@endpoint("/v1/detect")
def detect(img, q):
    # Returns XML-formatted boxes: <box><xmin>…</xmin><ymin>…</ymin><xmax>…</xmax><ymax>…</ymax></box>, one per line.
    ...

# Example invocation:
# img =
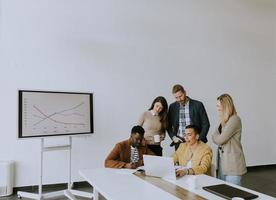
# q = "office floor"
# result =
<box><xmin>1</xmin><ymin>166</ymin><xmax>275</xmax><ymax>200</ymax></box>
<box><xmin>241</xmin><ymin>165</ymin><xmax>276</xmax><ymax>198</ymax></box>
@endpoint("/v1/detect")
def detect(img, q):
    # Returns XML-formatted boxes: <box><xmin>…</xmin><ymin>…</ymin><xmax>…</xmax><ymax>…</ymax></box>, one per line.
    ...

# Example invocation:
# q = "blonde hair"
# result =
<box><xmin>172</xmin><ymin>84</ymin><xmax>185</xmax><ymax>94</ymax></box>
<box><xmin>217</xmin><ymin>94</ymin><xmax>237</xmax><ymax>123</ymax></box>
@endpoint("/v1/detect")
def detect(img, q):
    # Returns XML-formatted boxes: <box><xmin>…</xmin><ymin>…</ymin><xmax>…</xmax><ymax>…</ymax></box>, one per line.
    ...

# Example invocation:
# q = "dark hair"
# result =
<box><xmin>185</xmin><ymin>124</ymin><xmax>200</xmax><ymax>135</ymax></box>
<box><xmin>131</xmin><ymin>125</ymin><xmax>145</xmax><ymax>136</ymax></box>
<box><xmin>148</xmin><ymin>96</ymin><xmax>168</xmax><ymax>130</ymax></box>
<box><xmin>172</xmin><ymin>84</ymin><xmax>185</xmax><ymax>94</ymax></box>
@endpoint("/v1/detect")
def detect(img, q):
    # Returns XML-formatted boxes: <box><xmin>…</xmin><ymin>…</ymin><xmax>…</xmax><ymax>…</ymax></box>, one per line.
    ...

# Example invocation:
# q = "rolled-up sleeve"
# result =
<box><xmin>212</xmin><ymin>116</ymin><xmax>241</xmax><ymax>145</ymax></box>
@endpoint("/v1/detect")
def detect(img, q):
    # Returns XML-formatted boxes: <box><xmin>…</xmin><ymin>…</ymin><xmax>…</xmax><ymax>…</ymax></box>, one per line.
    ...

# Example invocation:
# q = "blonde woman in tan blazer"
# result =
<box><xmin>212</xmin><ymin>94</ymin><xmax>247</xmax><ymax>185</ymax></box>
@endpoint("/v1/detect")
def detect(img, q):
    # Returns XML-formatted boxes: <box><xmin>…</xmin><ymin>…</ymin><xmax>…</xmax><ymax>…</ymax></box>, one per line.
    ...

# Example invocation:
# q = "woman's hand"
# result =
<box><xmin>160</xmin><ymin>135</ymin><xmax>165</xmax><ymax>141</ymax></box>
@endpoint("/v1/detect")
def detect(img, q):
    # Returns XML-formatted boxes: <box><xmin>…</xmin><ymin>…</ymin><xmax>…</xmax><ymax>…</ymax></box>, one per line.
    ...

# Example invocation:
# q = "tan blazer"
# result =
<box><xmin>212</xmin><ymin>115</ymin><xmax>247</xmax><ymax>176</ymax></box>
<box><xmin>172</xmin><ymin>141</ymin><xmax>213</xmax><ymax>175</ymax></box>
<box><xmin>105</xmin><ymin>139</ymin><xmax>153</xmax><ymax>168</ymax></box>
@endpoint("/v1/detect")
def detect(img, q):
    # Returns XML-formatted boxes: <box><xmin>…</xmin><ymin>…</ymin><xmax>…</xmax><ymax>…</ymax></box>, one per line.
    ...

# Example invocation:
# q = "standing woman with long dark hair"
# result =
<box><xmin>212</xmin><ymin>94</ymin><xmax>247</xmax><ymax>185</ymax></box>
<box><xmin>138</xmin><ymin>96</ymin><xmax>168</xmax><ymax>156</ymax></box>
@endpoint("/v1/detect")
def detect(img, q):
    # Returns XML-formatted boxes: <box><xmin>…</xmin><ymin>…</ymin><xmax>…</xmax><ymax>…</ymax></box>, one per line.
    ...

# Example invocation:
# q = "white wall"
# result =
<box><xmin>0</xmin><ymin>0</ymin><xmax>275</xmax><ymax>187</ymax></box>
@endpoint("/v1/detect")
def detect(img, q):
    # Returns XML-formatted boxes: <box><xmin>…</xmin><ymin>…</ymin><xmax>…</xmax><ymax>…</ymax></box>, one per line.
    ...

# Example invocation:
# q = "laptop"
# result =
<box><xmin>203</xmin><ymin>184</ymin><xmax>259</xmax><ymax>200</ymax></box>
<box><xmin>142</xmin><ymin>155</ymin><xmax>176</xmax><ymax>180</ymax></box>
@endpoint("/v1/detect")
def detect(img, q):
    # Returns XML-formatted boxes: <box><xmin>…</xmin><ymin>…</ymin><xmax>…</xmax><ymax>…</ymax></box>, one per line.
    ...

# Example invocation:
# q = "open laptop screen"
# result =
<box><xmin>143</xmin><ymin>155</ymin><xmax>176</xmax><ymax>180</ymax></box>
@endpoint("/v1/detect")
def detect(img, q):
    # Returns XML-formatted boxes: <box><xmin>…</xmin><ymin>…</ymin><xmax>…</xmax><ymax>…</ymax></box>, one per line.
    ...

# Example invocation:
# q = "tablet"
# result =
<box><xmin>203</xmin><ymin>184</ymin><xmax>259</xmax><ymax>200</ymax></box>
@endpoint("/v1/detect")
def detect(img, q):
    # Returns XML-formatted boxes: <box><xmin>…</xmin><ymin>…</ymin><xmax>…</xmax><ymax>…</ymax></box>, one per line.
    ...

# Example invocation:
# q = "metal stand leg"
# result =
<box><xmin>17</xmin><ymin>137</ymin><xmax>93</xmax><ymax>200</ymax></box>
<box><xmin>93</xmin><ymin>189</ymin><xmax>99</xmax><ymax>200</ymax></box>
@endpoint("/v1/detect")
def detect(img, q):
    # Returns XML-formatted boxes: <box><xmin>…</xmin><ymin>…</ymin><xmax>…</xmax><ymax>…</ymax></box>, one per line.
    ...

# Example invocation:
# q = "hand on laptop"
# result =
<box><xmin>176</xmin><ymin>169</ymin><xmax>188</xmax><ymax>177</ymax></box>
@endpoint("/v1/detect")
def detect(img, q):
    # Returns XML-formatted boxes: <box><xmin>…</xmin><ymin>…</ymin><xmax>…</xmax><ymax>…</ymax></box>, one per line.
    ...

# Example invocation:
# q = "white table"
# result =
<box><xmin>166</xmin><ymin>173</ymin><xmax>275</xmax><ymax>200</ymax></box>
<box><xmin>80</xmin><ymin>168</ymin><xmax>181</xmax><ymax>200</ymax></box>
<box><xmin>79</xmin><ymin>168</ymin><xmax>275</xmax><ymax>200</ymax></box>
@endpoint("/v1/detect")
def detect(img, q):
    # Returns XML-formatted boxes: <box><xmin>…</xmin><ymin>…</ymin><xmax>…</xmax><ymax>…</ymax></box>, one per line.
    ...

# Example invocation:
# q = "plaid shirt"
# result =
<box><xmin>178</xmin><ymin>101</ymin><xmax>191</xmax><ymax>137</ymax></box>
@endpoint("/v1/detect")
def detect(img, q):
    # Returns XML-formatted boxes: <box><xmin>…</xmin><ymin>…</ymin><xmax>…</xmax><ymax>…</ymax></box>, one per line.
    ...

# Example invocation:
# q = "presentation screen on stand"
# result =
<box><xmin>18</xmin><ymin>90</ymin><xmax>93</xmax><ymax>138</ymax></box>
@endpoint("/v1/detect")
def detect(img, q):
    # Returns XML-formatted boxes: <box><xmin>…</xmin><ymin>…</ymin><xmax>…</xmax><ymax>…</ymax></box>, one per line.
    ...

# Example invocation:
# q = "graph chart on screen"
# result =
<box><xmin>19</xmin><ymin>90</ymin><xmax>93</xmax><ymax>138</ymax></box>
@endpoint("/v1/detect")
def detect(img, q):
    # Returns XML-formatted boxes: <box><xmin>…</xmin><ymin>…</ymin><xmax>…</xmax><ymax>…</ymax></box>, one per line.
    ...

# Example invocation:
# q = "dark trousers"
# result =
<box><xmin>148</xmin><ymin>145</ymin><xmax>163</xmax><ymax>156</ymax></box>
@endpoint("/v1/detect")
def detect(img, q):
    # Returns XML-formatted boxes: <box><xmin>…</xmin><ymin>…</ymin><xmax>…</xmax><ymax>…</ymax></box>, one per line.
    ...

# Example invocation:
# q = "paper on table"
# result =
<box><xmin>136</xmin><ymin>166</ymin><xmax>145</xmax><ymax>171</ymax></box>
<box><xmin>115</xmin><ymin>169</ymin><xmax>136</xmax><ymax>175</ymax></box>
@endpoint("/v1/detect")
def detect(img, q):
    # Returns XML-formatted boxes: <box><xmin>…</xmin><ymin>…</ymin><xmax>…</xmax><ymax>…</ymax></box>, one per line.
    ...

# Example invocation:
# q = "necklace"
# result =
<box><xmin>188</xmin><ymin>142</ymin><xmax>199</xmax><ymax>159</ymax></box>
